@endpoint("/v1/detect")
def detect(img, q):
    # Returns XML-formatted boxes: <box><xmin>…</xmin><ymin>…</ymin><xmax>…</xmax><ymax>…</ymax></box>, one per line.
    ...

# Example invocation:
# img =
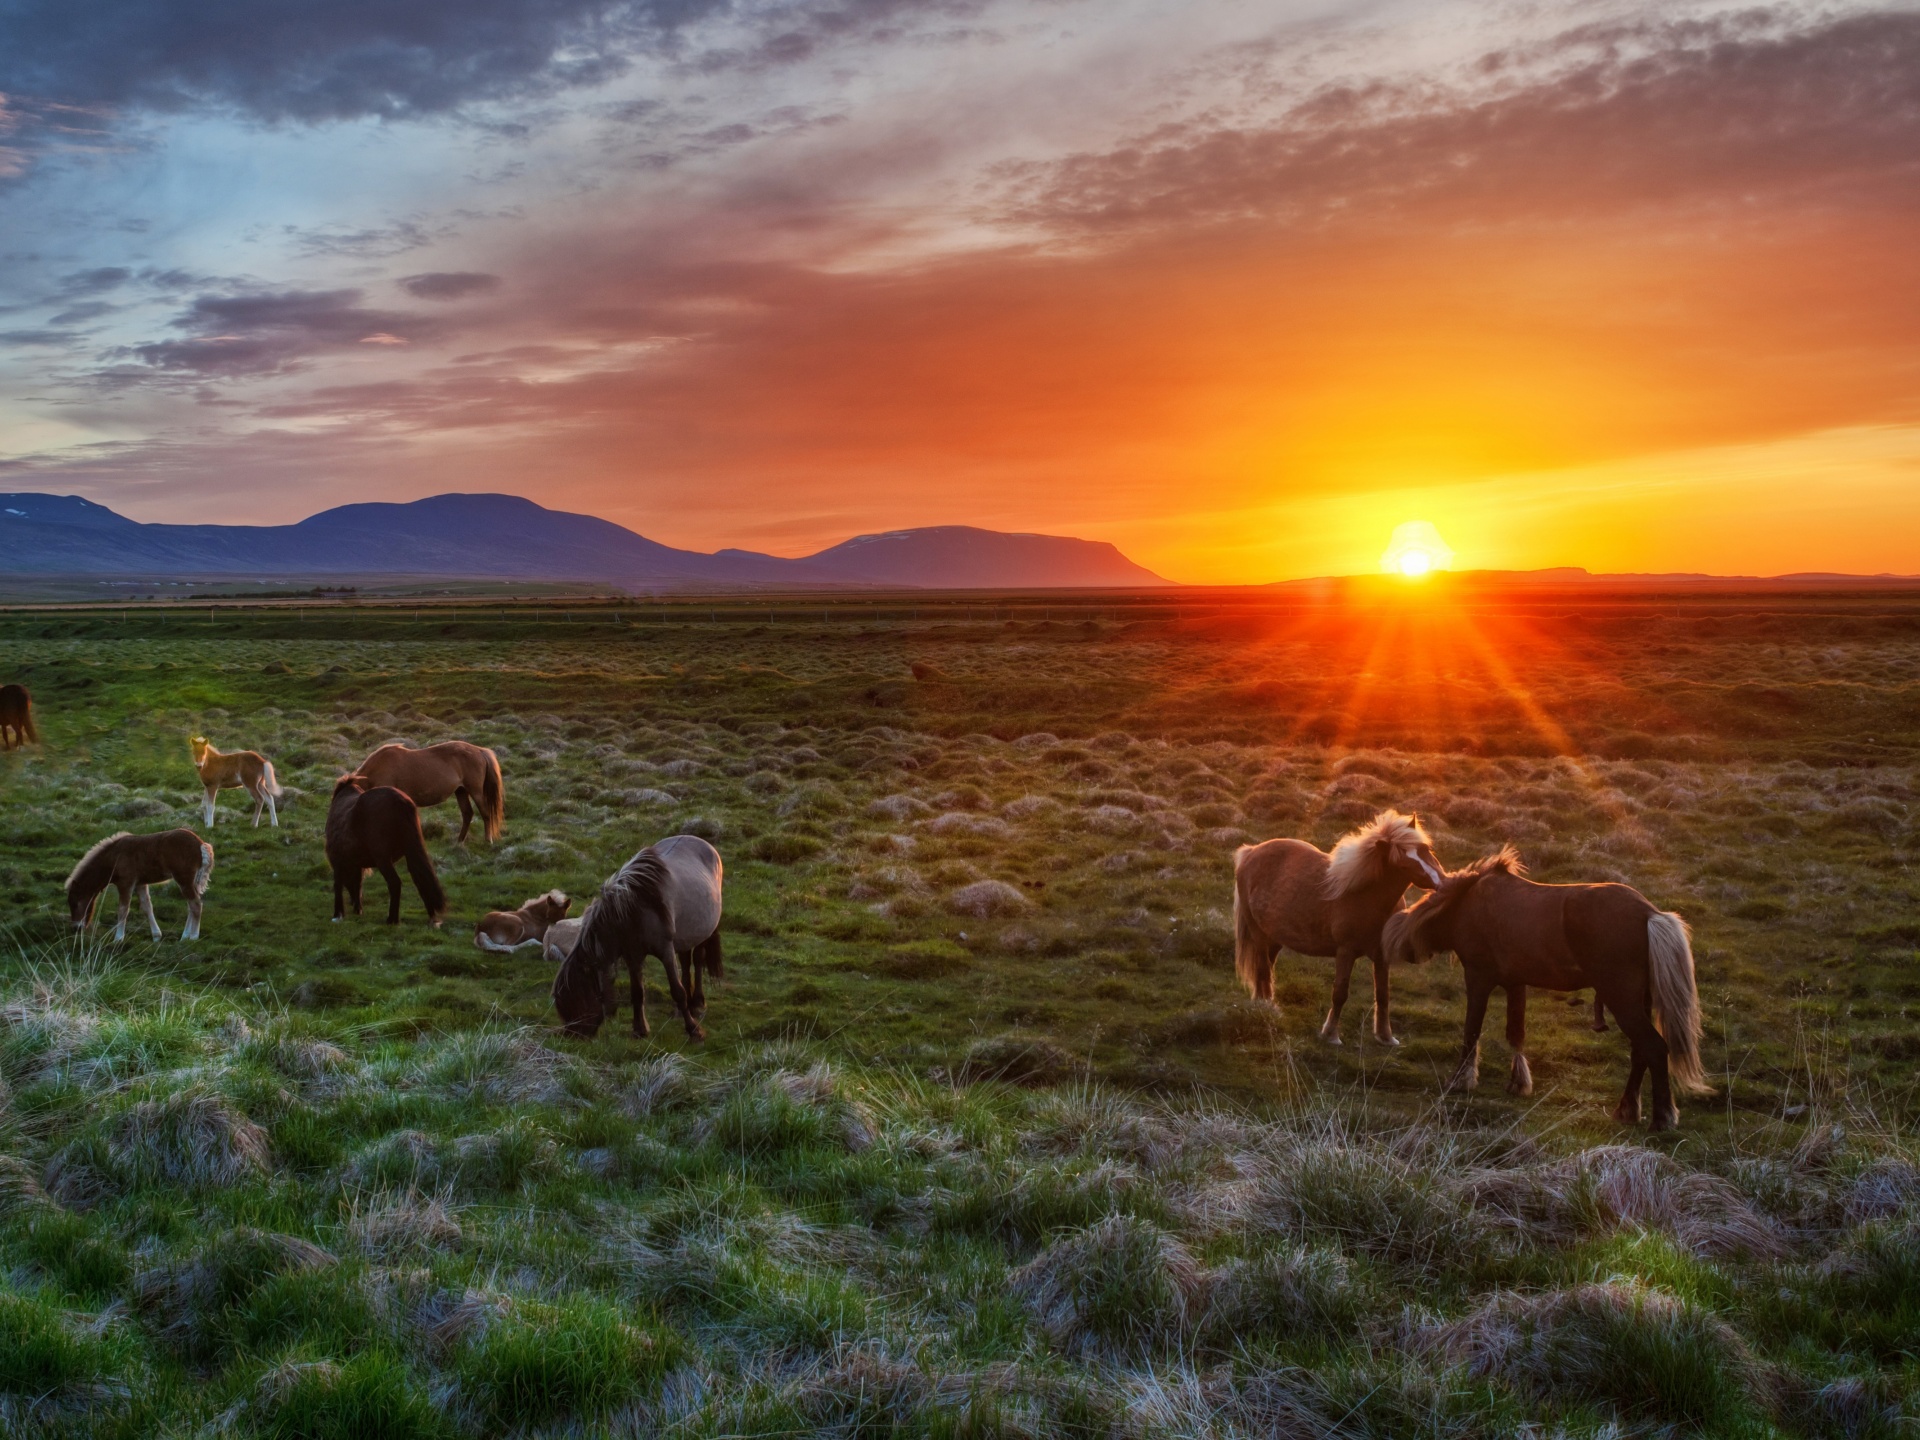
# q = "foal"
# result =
<box><xmin>67</xmin><ymin>829</ymin><xmax>213</xmax><ymax>941</ymax></box>
<box><xmin>190</xmin><ymin>735</ymin><xmax>282</xmax><ymax>827</ymax></box>
<box><xmin>475</xmin><ymin>890</ymin><xmax>571</xmax><ymax>951</ymax></box>
<box><xmin>1</xmin><ymin>683</ymin><xmax>36</xmax><ymax>750</ymax></box>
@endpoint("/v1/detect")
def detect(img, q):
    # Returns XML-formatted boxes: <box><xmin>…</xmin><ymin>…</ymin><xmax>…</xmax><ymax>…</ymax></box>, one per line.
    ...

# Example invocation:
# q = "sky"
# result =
<box><xmin>2</xmin><ymin>0</ymin><xmax>1918</xmax><ymax>583</ymax></box>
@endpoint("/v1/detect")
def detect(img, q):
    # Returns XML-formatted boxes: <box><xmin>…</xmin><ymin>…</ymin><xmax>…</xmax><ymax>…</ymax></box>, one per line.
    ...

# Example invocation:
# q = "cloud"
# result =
<box><xmin>399</xmin><ymin>271</ymin><xmax>503</xmax><ymax>300</ymax></box>
<box><xmin>128</xmin><ymin>288</ymin><xmax>443</xmax><ymax>376</ymax></box>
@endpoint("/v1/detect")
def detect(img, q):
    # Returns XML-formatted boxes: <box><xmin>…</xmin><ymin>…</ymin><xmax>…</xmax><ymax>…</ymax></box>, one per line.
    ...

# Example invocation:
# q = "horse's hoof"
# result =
<box><xmin>1612</xmin><ymin>1104</ymin><xmax>1640</xmax><ymax>1125</ymax></box>
<box><xmin>1650</xmin><ymin>1109</ymin><xmax>1679</xmax><ymax>1132</ymax></box>
<box><xmin>1507</xmin><ymin>1079</ymin><xmax>1533</xmax><ymax>1096</ymax></box>
<box><xmin>686</xmin><ymin>1025</ymin><xmax>707</xmax><ymax>1043</ymax></box>
<box><xmin>1374</xmin><ymin>1034</ymin><xmax>1401</xmax><ymax>1048</ymax></box>
<box><xmin>1322</xmin><ymin>1034</ymin><xmax>1343</xmax><ymax>1047</ymax></box>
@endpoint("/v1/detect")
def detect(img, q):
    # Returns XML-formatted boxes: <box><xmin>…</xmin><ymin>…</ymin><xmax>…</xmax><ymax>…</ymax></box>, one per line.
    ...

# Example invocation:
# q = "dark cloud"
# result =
<box><xmin>47</xmin><ymin>301</ymin><xmax>118</xmax><ymax>325</ymax></box>
<box><xmin>399</xmin><ymin>270</ymin><xmax>503</xmax><ymax>300</ymax></box>
<box><xmin>0</xmin><ymin>328</ymin><xmax>82</xmax><ymax>345</ymax></box>
<box><xmin>129</xmin><ymin>287</ymin><xmax>442</xmax><ymax>376</ymax></box>
<box><xmin>59</xmin><ymin>266</ymin><xmax>132</xmax><ymax>295</ymax></box>
<box><xmin>1008</xmin><ymin>10</ymin><xmax>1920</xmax><ymax>234</ymax></box>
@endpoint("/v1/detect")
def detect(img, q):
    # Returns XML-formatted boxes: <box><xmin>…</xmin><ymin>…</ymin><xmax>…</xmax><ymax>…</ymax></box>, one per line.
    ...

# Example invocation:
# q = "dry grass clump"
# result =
<box><xmin>52</xmin><ymin>1083</ymin><xmax>272</xmax><ymax>1200</ymax></box>
<box><xmin>345</xmin><ymin>1188</ymin><xmax>464</xmax><ymax>1258</ymax></box>
<box><xmin>1012</xmin><ymin>1213</ymin><xmax>1206</xmax><ymax>1357</ymax></box>
<box><xmin>959</xmin><ymin>1033</ymin><xmax>1076</xmax><ymax>1086</ymax></box>
<box><xmin>707</xmin><ymin>1062</ymin><xmax>878</xmax><ymax>1155</ymax></box>
<box><xmin>134</xmin><ymin>1226</ymin><xmax>336</xmax><ymax>1361</ymax></box>
<box><xmin>620</xmin><ymin>1052</ymin><xmax>692</xmax><ymax>1117</ymax></box>
<box><xmin>1460</xmin><ymin>1144</ymin><xmax>1786</xmax><ymax>1258</ymax></box>
<box><xmin>1417</xmin><ymin>1281</ymin><xmax>1766</xmax><ymax>1429</ymax></box>
<box><xmin>948</xmin><ymin>879</ymin><xmax>1030</xmax><ymax>917</ymax></box>
<box><xmin>1200</xmin><ymin>1243</ymin><xmax>1363</xmax><ymax>1341</ymax></box>
<box><xmin>414</xmin><ymin>1027</ymin><xmax>579</xmax><ymax>1107</ymax></box>
<box><xmin>0</xmin><ymin>1152</ymin><xmax>48</xmax><ymax>1212</ymax></box>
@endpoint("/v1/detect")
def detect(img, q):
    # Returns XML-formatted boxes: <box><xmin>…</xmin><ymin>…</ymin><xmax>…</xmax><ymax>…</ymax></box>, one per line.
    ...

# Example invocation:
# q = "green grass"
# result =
<box><xmin>1</xmin><ymin>590</ymin><xmax>1918</xmax><ymax>1435</ymax></box>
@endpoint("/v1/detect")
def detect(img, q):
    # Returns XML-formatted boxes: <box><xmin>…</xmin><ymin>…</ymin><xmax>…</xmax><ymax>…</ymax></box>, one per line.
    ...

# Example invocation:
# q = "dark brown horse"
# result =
<box><xmin>1233</xmin><ymin>810</ymin><xmax>1446</xmax><ymax>1045</ymax></box>
<box><xmin>554</xmin><ymin>835</ymin><xmax>723</xmax><ymax>1041</ymax></box>
<box><xmin>0</xmin><ymin>683</ymin><xmax>36</xmax><ymax>750</ymax></box>
<box><xmin>355</xmin><ymin>741</ymin><xmax>503</xmax><ymax>844</ymax></box>
<box><xmin>66</xmin><ymin>829</ymin><xmax>212</xmax><ymax>941</ymax></box>
<box><xmin>1384</xmin><ymin>847</ymin><xmax>1707</xmax><ymax>1131</ymax></box>
<box><xmin>325</xmin><ymin>776</ymin><xmax>447</xmax><ymax>926</ymax></box>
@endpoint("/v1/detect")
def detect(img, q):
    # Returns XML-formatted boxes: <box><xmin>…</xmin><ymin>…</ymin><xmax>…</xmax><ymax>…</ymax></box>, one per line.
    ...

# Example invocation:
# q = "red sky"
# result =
<box><xmin>3</xmin><ymin>1</ymin><xmax>1919</xmax><ymax>580</ymax></box>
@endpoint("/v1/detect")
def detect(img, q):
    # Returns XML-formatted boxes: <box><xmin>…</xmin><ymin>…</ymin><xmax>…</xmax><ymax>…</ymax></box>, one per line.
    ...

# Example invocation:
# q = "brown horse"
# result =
<box><xmin>190</xmin><ymin>735</ymin><xmax>282</xmax><ymax>827</ymax></box>
<box><xmin>475</xmin><ymin>889</ymin><xmax>571</xmax><ymax>952</ymax></box>
<box><xmin>1384</xmin><ymin>846</ymin><xmax>1707</xmax><ymax>1131</ymax></box>
<box><xmin>1233</xmin><ymin>810</ymin><xmax>1446</xmax><ymax>1045</ymax></box>
<box><xmin>325</xmin><ymin>776</ymin><xmax>447</xmax><ymax>926</ymax></box>
<box><xmin>66</xmin><ymin>829</ymin><xmax>212</xmax><ymax>941</ymax></box>
<box><xmin>354</xmin><ymin>741</ymin><xmax>503</xmax><ymax>844</ymax></box>
<box><xmin>0</xmin><ymin>683</ymin><xmax>36</xmax><ymax>750</ymax></box>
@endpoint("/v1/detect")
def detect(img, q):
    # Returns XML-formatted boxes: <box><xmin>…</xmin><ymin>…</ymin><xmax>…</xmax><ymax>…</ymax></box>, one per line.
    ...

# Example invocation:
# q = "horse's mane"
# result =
<box><xmin>523</xmin><ymin>888</ymin><xmax>567</xmax><ymax>912</ymax></box>
<box><xmin>66</xmin><ymin>832</ymin><xmax>131</xmax><ymax>892</ymax></box>
<box><xmin>1324</xmin><ymin>810</ymin><xmax>1434</xmax><ymax>898</ymax></box>
<box><xmin>596</xmin><ymin>849</ymin><xmax>672</xmax><ymax>930</ymax></box>
<box><xmin>1393</xmin><ymin>844</ymin><xmax>1526</xmax><ymax>957</ymax></box>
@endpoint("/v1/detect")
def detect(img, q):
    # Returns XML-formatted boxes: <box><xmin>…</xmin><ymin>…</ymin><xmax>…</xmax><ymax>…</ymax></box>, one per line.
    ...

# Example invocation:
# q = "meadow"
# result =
<box><xmin>0</xmin><ymin>584</ymin><xmax>1917</xmax><ymax>1437</ymax></box>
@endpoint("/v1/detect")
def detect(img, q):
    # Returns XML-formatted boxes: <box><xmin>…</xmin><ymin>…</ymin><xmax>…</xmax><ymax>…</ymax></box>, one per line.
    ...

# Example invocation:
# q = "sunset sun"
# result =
<box><xmin>1380</xmin><ymin>520</ymin><xmax>1455</xmax><ymax>579</ymax></box>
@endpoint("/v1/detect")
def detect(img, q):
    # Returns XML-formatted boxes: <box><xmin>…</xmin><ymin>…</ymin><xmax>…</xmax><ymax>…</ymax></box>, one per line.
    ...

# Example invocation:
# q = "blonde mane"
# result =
<box><xmin>1323</xmin><ymin>810</ymin><xmax>1435</xmax><ymax>899</ymax></box>
<box><xmin>65</xmin><ymin>832</ymin><xmax>132</xmax><ymax>890</ymax></box>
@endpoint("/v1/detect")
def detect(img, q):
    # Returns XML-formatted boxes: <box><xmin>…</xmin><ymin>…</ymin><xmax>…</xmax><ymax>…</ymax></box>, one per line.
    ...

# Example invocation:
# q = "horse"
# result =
<box><xmin>553</xmin><ymin>835</ymin><xmax>724</xmax><ymax>1041</ymax></box>
<box><xmin>543</xmin><ymin>917</ymin><xmax>582</xmax><ymax>965</ymax></box>
<box><xmin>0</xmin><ymin>684</ymin><xmax>36</xmax><ymax>750</ymax></box>
<box><xmin>325</xmin><ymin>776</ymin><xmax>447</xmax><ymax>926</ymax></box>
<box><xmin>66</xmin><ymin>829</ymin><xmax>212</xmax><ymax>941</ymax></box>
<box><xmin>475</xmin><ymin>890</ymin><xmax>571</xmax><ymax>952</ymax></box>
<box><xmin>1232</xmin><ymin>810</ymin><xmax>1447</xmax><ymax>1045</ymax></box>
<box><xmin>190</xmin><ymin>735</ymin><xmax>282</xmax><ymax>827</ymax></box>
<box><xmin>354</xmin><ymin>741</ymin><xmax>503</xmax><ymax>844</ymax></box>
<box><xmin>1383</xmin><ymin>846</ymin><xmax>1707</xmax><ymax>1131</ymax></box>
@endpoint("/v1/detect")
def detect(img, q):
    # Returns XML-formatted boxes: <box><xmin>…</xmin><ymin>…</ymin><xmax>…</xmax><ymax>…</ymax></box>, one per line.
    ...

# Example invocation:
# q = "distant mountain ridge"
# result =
<box><xmin>0</xmin><ymin>492</ymin><xmax>1171</xmax><ymax>590</ymax></box>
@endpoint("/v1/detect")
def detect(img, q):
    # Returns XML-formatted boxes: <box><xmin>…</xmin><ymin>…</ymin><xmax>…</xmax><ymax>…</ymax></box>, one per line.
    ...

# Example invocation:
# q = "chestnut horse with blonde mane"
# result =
<box><xmin>190</xmin><ymin>735</ymin><xmax>282</xmax><ymax>827</ymax></box>
<box><xmin>1384</xmin><ymin>846</ymin><xmax>1706</xmax><ymax>1131</ymax></box>
<box><xmin>1233</xmin><ymin>810</ymin><xmax>1446</xmax><ymax>1045</ymax></box>
<box><xmin>354</xmin><ymin>740</ymin><xmax>503</xmax><ymax>844</ymax></box>
<box><xmin>67</xmin><ymin>829</ymin><xmax>213</xmax><ymax>941</ymax></box>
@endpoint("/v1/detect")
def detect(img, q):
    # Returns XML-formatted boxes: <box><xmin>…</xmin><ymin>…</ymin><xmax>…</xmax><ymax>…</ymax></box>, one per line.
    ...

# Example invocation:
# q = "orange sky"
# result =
<box><xmin>3</xmin><ymin>2</ymin><xmax>1918</xmax><ymax>581</ymax></box>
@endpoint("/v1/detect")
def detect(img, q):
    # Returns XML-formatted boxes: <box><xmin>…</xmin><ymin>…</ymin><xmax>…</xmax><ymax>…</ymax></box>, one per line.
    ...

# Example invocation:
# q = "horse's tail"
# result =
<box><xmin>193</xmin><ymin>841</ymin><xmax>215</xmax><ymax>899</ymax></box>
<box><xmin>1648</xmin><ymin>910</ymin><xmax>1708</xmax><ymax>1094</ymax></box>
<box><xmin>479</xmin><ymin>748</ymin><xmax>504</xmax><ymax>842</ymax></box>
<box><xmin>404</xmin><ymin>820</ymin><xmax>448</xmax><ymax>922</ymax></box>
<box><xmin>1232</xmin><ymin>846</ymin><xmax>1272</xmax><ymax>1002</ymax></box>
<box><xmin>259</xmin><ymin>759</ymin><xmax>282</xmax><ymax>796</ymax></box>
<box><xmin>701</xmin><ymin>927</ymin><xmax>725</xmax><ymax>981</ymax></box>
<box><xmin>21</xmin><ymin>699</ymin><xmax>37</xmax><ymax>744</ymax></box>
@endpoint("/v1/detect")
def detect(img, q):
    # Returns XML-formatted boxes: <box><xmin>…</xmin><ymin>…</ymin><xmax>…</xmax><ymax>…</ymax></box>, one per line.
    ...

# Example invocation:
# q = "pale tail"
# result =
<box><xmin>1647</xmin><ymin>911</ymin><xmax>1708</xmax><ymax>1094</ymax></box>
<box><xmin>193</xmin><ymin>842</ymin><xmax>215</xmax><ymax>899</ymax></box>
<box><xmin>260</xmin><ymin>760</ymin><xmax>282</xmax><ymax>797</ymax></box>
<box><xmin>1232</xmin><ymin>846</ymin><xmax>1273</xmax><ymax>1002</ymax></box>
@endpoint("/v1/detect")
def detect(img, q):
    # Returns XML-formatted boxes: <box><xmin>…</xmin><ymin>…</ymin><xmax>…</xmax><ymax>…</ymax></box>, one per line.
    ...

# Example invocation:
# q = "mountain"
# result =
<box><xmin>0</xmin><ymin>492</ymin><xmax>1171</xmax><ymax>590</ymax></box>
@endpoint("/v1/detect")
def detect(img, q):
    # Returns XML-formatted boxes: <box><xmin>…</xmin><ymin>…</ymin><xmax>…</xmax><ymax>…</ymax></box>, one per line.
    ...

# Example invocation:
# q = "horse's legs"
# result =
<box><xmin>178</xmin><ymin>875</ymin><xmax>202</xmax><ymax>940</ymax></box>
<box><xmin>1506</xmin><ymin>983</ymin><xmax>1533</xmax><ymax>1096</ymax></box>
<box><xmin>1592</xmin><ymin>995</ymin><xmax>1608</xmax><ymax>1032</ymax></box>
<box><xmin>1448</xmin><ymin>968</ymin><xmax>1495</xmax><ymax>1092</ymax></box>
<box><xmin>377</xmin><ymin>862</ymin><xmax>404</xmax><ymax>924</ymax></box>
<box><xmin>332</xmin><ymin>869</ymin><xmax>346</xmax><ymax>921</ymax></box>
<box><xmin>453</xmin><ymin>788</ymin><xmax>474</xmax><ymax>845</ymax></box>
<box><xmin>267</xmin><ymin>790</ymin><xmax>278</xmax><ymax>827</ymax></box>
<box><xmin>250</xmin><ymin>784</ymin><xmax>265</xmax><ymax>827</ymax></box>
<box><xmin>687</xmin><ymin>942</ymin><xmax>708</xmax><ymax>1020</ymax></box>
<box><xmin>660</xmin><ymin>944</ymin><xmax>705</xmax><ymax>1041</ymax></box>
<box><xmin>203</xmin><ymin>786</ymin><xmax>217</xmax><ymax>827</ymax></box>
<box><xmin>349</xmin><ymin>869</ymin><xmax>365</xmax><ymax>917</ymax></box>
<box><xmin>628</xmin><ymin>953</ymin><xmax>649</xmax><ymax>1038</ymax></box>
<box><xmin>139</xmin><ymin>884</ymin><xmax>162</xmax><ymax>941</ymax></box>
<box><xmin>112</xmin><ymin>882</ymin><xmax>133</xmax><ymax>942</ymax></box>
<box><xmin>1321</xmin><ymin>948</ymin><xmax>1359</xmax><ymax>1045</ymax></box>
<box><xmin>1368</xmin><ymin>947</ymin><xmax>1399</xmax><ymax>1046</ymax></box>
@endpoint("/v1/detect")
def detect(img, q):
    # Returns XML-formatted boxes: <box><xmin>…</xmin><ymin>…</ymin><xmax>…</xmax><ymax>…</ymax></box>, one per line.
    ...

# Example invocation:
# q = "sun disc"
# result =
<box><xmin>1399</xmin><ymin>550</ymin><xmax>1432</xmax><ymax>577</ymax></box>
<box><xmin>1381</xmin><ymin>520</ymin><xmax>1455</xmax><ymax>578</ymax></box>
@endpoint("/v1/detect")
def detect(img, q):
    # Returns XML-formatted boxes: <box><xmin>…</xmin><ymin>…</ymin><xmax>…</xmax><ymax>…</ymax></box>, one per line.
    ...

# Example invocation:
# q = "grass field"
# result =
<box><xmin>1</xmin><ymin>584</ymin><xmax>1917</xmax><ymax>1436</ymax></box>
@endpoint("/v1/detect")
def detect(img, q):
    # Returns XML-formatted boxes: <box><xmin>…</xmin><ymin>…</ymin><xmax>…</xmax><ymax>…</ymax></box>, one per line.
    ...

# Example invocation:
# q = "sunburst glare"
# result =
<box><xmin>1380</xmin><ymin>520</ymin><xmax>1455</xmax><ymax>578</ymax></box>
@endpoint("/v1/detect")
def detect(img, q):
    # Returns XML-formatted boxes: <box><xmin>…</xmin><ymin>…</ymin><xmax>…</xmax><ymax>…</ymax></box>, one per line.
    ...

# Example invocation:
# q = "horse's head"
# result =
<box><xmin>189</xmin><ymin>735</ymin><xmax>210</xmax><ymax>763</ymax></box>
<box><xmin>1325</xmin><ymin>810</ymin><xmax>1446</xmax><ymax>900</ymax></box>
<box><xmin>1382</xmin><ymin>904</ymin><xmax>1435</xmax><ymax>966</ymax></box>
<box><xmin>1385</xmin><ymin>814</ymin><xmax>1446</xmax><ymax>889</ymax></box>
<box><xmin>551</xmin><ymin>910</ymin><xmax>614</xmax><ymax>1037</ymax></box>
<box><xmin>332</xmin><ymin>773</ymin><xmax>370</xmax><ymax>799</ymax></box>
<box><xmin>533</xmin><ymin>890</ymin><xmax>570</xmax><ymax>924</ymax></box>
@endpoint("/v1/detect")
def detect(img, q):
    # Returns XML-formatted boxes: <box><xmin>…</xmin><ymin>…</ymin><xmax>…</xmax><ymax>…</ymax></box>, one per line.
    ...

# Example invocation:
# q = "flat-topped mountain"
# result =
<box><xmin>0</xmin><ymin>492</ymin><xmax>1171</xmax><ymax>590</ymax></box>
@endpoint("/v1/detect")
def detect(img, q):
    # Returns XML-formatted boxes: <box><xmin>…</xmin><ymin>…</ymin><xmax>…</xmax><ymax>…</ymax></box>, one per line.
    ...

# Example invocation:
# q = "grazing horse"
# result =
<box><xmin>66</xmin><ymin>829</ymin><xmax>212</xmax><ymax>941</ymax></box>
<box><xmin>542</xmin><ymin>917</ymin><xmax>582</xmax><ymax>965</ymax></box>
<box><xmin>1383</xmin><ymin>846</ymin><xmax>1707</xmax><ymax>1131</ymax></box>
<box><xmin>0</xmin><ymin>683</ymin><xmax>36</xmax><ymax>750</ymax></box>
<box><xmin>354</xmin><ymin>741</ymin><xmax>503</xmax><ymax>844</ymax></box>
<box><xmin>553</xmin><ymin>835</ymin><xmax>724</xmax><ymax>1041</ymax></box>
<box><xmin>325</xmin><ymin>776</ymin><xmax>447</xmax><ymax>926</ymax></box>
<box><xmin>190</xmin><ymin>735</ymin><xmax>282</xmax><ymax>827</ymax></box>
<box><xmin>475</xmin><ymin>890</ymin><xmax>571</xmax><ymax>952</ymax></box>
<box><xmin>1233</xmin><ymin>810</ymin><xmax>1447</xmax><ymax>1045</ymax></box>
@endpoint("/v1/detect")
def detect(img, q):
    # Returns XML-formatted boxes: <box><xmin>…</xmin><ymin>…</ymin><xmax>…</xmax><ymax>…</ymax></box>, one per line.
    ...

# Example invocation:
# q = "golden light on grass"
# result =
<box><xmin>1380</xmin><ymin>520</ymin><xmax>1455</xmax><ymax>579</ymax></box>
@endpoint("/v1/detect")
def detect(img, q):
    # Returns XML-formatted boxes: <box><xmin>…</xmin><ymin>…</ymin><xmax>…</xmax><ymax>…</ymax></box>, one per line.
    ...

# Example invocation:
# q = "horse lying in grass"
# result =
<box><xmin>543</xmin><ymin>917</ymin><xmax>582</xmax><ymax>965</ymax></box>
<box><xmin>0</xmin><ymin>683</ymin><xmax>36</xmax><ymax>750</ymax></box>
<box><xmin>67</xmin><ymin>829</ymin><xmax>212</xmax><ymax>941</ymax></box>
<box><xmin>553</xmin><ymin>835</ymin><xmax>723</xmax><ymax>1041</ymax></box>
<box><xmin>325</xmin><ymin>776</ymin><xmax>447</xmax><ymax>926</ymax></box>
<box><xmin>475</xmin><ymin>890</ymin><xmax>570</xmax><ymax>952</ymax></box>
<box><xmin>1384</xmin><ymin>846</ymin><xmax>1707</xmax><ymax>1131</ymax></box>
<box><xmin>190</xmin><ymin>735</ymin><xmax>282</xmax><ymax>827</ymax></box>
<box><xmin>1233</xmin><ymin>810</ymin><xmax>1446</xmax><ymax>1045</ymax></box>
<box><xmin>355</xmin><ymin>740</ymin><xmax>503</xmax><ymax>845</ymax></box>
